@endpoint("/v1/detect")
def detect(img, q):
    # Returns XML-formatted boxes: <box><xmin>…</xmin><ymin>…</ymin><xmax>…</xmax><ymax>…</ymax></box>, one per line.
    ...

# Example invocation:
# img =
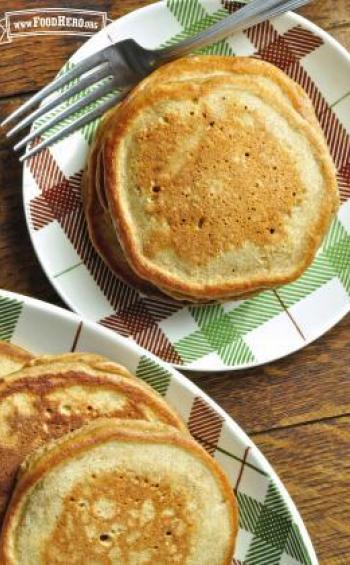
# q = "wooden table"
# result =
<box><xmin>0</xmin><ymin>1</ymin><xmax>349</xmax><ymax>562</ymax></box>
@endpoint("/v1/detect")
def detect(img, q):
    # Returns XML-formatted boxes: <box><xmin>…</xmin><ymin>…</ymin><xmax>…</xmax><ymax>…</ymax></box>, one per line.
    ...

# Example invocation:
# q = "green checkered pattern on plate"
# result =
<box><xmin>174</xmin><ymin>290</ymin><xmax>285</xmax><ymax>364</ymax></box>
<box><xmin>238</xmin><ymin>482</ymin><xmax>311</xmax><ymax>564</ymax></box>
<box><xmin>278</xmin><ymin>217</ymin><xmax>350</xmax><ymax>306</ymax></box>
<box><xmin>165</xmin><ymin>0</ymin><xmax>234</xmax><ymax>55</ymax></box>
<box><xmin>0</xmin><ymin>296</ymin><xmax>23</xmax><ymax>341</ymax></box>
<box><xmin>136</xmin><ymin>355</ymin><xmax>172</xmax><ymax>396</ymax></box>
<box><xmin>173</xmin><ymin>217</ymin><xmax>350</xmax><ymax>366</ymax></box>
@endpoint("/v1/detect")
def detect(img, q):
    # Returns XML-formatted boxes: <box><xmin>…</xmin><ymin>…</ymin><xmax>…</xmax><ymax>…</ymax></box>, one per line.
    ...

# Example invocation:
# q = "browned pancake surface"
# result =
<box><xmin>1</xmin><ymin>419</ymin><xmax>237</xmax><ymax>565</ymax></box>
<box><xmin>0</xmin><ymin>364</ymin><xmax>185</xmax><ymax>525</ymax></box>
<box><xmin>104</xmin><ymin>69</ymin><xmax>338</xmax><ymax>298</ymax></box>
<box><xmin>43</xmin><ymin>468</ymin><xmax>193</xmax><ymax>563</ymax></box>
<box><xmin>131</xmin><ymin>100</ymin><xmax>303</xmax><ymax>266</ymax></box>
<box><xmin>83</xmin><ymin>55</ymin><xmax>338</xmax><ymax>300</ymax></box>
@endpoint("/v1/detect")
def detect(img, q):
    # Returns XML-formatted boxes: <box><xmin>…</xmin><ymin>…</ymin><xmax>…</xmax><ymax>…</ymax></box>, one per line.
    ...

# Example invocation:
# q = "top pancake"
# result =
<box><xmin>85</xmin><ymin>107</ymin><xmax>273</xmax><ymax>303</ymax></box>
<box><xmin>102</xmin><ymin>56</ymin><xmax>338</xmax><ymax>299</ymax></box>
<box><xmin>0</xmin><ymin>419</ymin><xmax>237</xmax><ymax>564</ymax></box>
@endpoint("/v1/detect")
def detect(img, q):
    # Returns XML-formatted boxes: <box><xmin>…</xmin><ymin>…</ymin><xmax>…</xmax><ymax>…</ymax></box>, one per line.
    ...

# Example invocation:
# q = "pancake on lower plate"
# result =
<box><xmin>0</xmin><ymin>341</ymin><xmax>34</xmax><ymax>380</ymax></box>
<box><xmin>101</xmin><ymin>57</ymin><xmax>338</xmax><ymax>300</ymax></box>
<box><xmin>0</xmin><ymin>418</ymin><xmax>238</xmax><ymax>564</ymax></box>
<box><xmin>0</xmin><ymin>359</ymin><xmax>185</xmax><ymax>525</ymax></box>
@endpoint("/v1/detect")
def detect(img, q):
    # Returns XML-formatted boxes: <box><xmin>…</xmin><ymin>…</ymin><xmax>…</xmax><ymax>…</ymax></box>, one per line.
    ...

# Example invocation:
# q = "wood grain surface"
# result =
<box><xmin>0</xmin><ymin>1</ymin><xmax>349</xmax><ymax>563</ymax></box>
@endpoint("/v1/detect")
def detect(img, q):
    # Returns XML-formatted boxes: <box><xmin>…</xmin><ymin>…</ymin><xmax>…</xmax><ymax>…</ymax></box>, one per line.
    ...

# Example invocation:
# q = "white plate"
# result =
<box><xmin>0</xmin><ymin>288</ymin><xmax>317</xmax><ymax>563</ymax></box>
<box><xmin>23</xmin><ymin>0</ymin><xmax>350</xmax><ymax>371</ymax></box>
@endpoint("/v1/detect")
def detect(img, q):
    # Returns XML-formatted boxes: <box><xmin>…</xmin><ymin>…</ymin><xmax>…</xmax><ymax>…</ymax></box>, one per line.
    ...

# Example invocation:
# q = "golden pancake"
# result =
<box><xmin>1</xmin><ymin>419</ymin><xmax>237</xmax><ymax>564</ymax></box>
<box><xmin>102</xmin><ymin>58</ymin><xmax>338</xmax><ymax>299</ymax></box>
<box><xmin>86</xmin><ymin>115</ymin><xmax>265</xmax><ymax>303</ymax></box>
<box><xmin>0</xmin><ymin>360</ymin><xmax>185</xmax><ymax>525</ymax></box>
<box><xmin>0</xmin><ymin>341</ymin><xmax>34</xmax><ymax>380</ymax></box>
<box><xmin>83</xmin><ymin>56</ymin><xmax>338</xmax><ymax>301</ymax></box>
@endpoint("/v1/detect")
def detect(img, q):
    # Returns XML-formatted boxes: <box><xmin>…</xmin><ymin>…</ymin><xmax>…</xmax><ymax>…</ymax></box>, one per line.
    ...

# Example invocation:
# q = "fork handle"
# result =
<box><xmin>153</xmin><ymin>0</ymin><xmax>309</xmax><ymax>62</ymax></box>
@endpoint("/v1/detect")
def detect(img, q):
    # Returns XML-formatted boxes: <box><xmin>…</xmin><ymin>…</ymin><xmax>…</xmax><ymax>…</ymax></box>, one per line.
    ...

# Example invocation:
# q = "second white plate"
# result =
<box><xmin>0</xmin><ymin>288</ymin><xmax>317</xmax><ymax>563</ymax></box>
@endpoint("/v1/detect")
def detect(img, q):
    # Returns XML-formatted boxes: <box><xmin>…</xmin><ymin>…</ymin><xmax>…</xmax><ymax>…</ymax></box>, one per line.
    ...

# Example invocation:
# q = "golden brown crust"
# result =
<box><xmin>0</xmin><ymin>419</ymin><xmax>237</xmax><ymax>564</ymax></box>
<box><xmin>0</xmin><ymin>366</ymin><xmax>186</xmax><ymax>431</ymax></box>
<box><xmin>85</xmin><ymin>138</ymin><xmax>270</xmax><ymax>303</ymax></box>
<box><xmin>104</xmin><ymin>75</ymin><xmax>338</xmax><ymax>298</ymax></box>
<box><xmin>84</xmin><ymin>146</ymin><xmax>266</xmax><ymax>302</ymax></box>
<box><xmin>0</xmin><ymin>363</ymin><xmax>186</xmax><ymax>527</ymax></box>
<box><xmin>83</xmin><ymin>55</ymin><xmax>338</xmax><ymax>301</ymax></box>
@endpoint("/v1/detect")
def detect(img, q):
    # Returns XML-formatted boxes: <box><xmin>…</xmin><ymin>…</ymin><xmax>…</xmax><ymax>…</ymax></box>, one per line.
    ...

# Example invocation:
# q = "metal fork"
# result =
<box><xmin>2</xmin><ymin>0</ymin><xmax>310</xmax><ymax>161</ymax></box>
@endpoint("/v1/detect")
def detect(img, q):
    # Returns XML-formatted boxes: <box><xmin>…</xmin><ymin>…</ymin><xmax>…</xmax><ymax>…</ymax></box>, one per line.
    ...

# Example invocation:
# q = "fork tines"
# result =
<box><xmin>2</xmin><ymin>47</ymin><xmax>123</xmax><ymax>161</ymax></box>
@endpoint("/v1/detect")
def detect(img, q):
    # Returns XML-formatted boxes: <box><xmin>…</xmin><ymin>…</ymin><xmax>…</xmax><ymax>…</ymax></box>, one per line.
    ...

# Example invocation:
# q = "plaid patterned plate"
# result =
<box><xmin>0</xmin><ymin>289</ymin><xmax>317</xmax><ymax>563</ymax></box>
<box><xmin>23</xmin><ymin>0</ymin><xmax>350</xmax><ymax>370</ymax></box>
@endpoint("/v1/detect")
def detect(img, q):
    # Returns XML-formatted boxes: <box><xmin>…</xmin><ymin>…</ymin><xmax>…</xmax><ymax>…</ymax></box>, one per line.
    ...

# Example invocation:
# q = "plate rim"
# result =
<box><xmin>0</xmin><ymin>288</ymin><xmax>318</xmax><ymax>563</ymax></box>
<box><xmin>22</xmin><ymin>0</ymin><xmax>350</xmax><ymax>372</ymax></box>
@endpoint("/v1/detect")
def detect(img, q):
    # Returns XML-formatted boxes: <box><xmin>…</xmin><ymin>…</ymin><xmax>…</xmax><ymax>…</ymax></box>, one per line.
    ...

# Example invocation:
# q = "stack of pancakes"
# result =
<box><xmin>0</xmin><ymin>342</ymin><xmax>237</xmax><ymax>564</ymax></box>
<box><xmin>83</xmin><ymin>55</ymin><xmax>339</xmax><ymax>303</ymax></box>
